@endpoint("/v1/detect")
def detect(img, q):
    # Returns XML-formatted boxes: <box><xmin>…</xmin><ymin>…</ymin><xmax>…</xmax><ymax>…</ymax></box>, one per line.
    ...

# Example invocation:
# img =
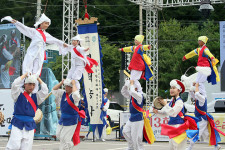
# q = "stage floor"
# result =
<box><xmin>0</xmin><ymin>136</ymin><xmax>225</xmax><ymax>150</ymax></box>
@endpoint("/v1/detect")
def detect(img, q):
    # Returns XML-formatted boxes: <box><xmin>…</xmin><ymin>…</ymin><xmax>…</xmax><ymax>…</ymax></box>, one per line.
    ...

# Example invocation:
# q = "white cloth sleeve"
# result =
<box><xmin>195</xmin><ymin>92</ymin><xmax>206</xmax><ymax>107</ymax></box>
<box><xmin>36</xmin><ymin>82</ymin><xmax>49</xmax><ymax>105</ymax></box>
<box><xmin>60</xmin><ymin>45</ymin><xmax>73</xmax><ymax>56</ymax></box>
<box><xmin>11</xmin><ymin>77</ymin><xmax>23</xmax><ymax>102</ymax></box>
<box><xmin>103</xmin><ymin>100</ymin><xmax>110</xmax><ymax>111</ymax></box>
<box><xmin>121</xmin><ymin>85</ymin><xmax>130</xmax><ymax>99</ymax></box>
<box><xmin>2</xmin><ymin>48</ymin><xmax>13</xmax><ymax>60</ymax></box>
<box><xmin>45</xmin><ymin>32</ymin><xmax>65</xmax><ymax>53</ymax></box>
<box><xmin>72</xmin><ymin>91</ymin><xmax>80</xmax><ymax>106</ymax></box>
<box><xmin>130</xmin><ymin>85</ymin><xmax>143</xmax><ymax>105</ymax></box>
<box><xmin>14</xmin><ymin>21</ymin><xmax>36</xmax><ymax>39</ymax></box>
<box><xmin>159</xmin><ymin>100</ymin><xmax>183</xmax><ymax>117</ymax></box>
<box><xmin>189</xmin><ymin>91</ymin><xmax>195</xmax><ymax>100</ymax></box>
<box><xmin>156</xmin><ymin>110</ymin><xmax>168</xmax><ymax>118</ymax></box>
<box><xmin>76</xmin><ymin>46</ymin><xmax>86</xmax><ymax>53</ymax></box>
<box><xmin>52</xmin><ymin>89</ymin><xmax>65</xmax><ymax>105</ymax></box>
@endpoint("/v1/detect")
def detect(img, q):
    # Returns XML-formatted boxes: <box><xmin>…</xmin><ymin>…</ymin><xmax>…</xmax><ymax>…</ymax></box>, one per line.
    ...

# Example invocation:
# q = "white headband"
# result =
<box><xmin>170</xmin><ymin>80</ymin><xmax>182</xmax><ymax>91</ymax></box>
<box><xmin>71</xmin><ymin>35</ymin><xmax>83</xmax><ymax>41</ymax></box>
<box><xmin>34</xmin><ymin>13</ymin><xmax>51</xmax><ymax>28</ymax></box>
<box><xmin>104</xmin><ymin>88</ymin><xmax>108</xmax><ymax>93</ymax></box>
<box><xmin>64</xmin><ymin>78</ymin><xmax>73</xmax><ymax>87</ymax></box>
<box><xmin>25</xmin><ymin>75</ymin><xmax>37</xmax><ymax>84</ymax></box>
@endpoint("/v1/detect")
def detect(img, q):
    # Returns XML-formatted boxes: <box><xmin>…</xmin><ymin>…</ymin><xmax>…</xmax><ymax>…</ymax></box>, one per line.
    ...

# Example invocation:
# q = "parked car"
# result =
<box><xmin>107</xmin><ymin>102</ymin><xmax>125</xmax><ymax>123</ymax></box>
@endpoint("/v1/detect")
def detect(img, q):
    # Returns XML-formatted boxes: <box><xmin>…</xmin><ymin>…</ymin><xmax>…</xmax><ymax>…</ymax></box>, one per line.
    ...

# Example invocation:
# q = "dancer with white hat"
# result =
<box><xmin>59</xmin><ymin>34</ymin><xmax>98</xmax><ymax>91</ymax></box>
<box><xmin>52</xmin><ymin>79</ymin><xmax>85</xmax><ymax>149</ymax></box>
<box><xmin>6</xmin><ymin>72</ymin><xmax>48</xmax><ymax>150</ymax></box>
<box><xmin>1</xmin><ymin>14</ymin><xmax>68</xmax><ymax>77</ymax></box>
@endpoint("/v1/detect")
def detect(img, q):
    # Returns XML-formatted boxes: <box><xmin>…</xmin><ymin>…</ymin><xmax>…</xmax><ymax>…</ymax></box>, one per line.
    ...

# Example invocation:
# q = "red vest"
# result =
<box><xmin>128</xmin><ymin>45</ymin><xmax>145</xmax><ymax>71</ymax></box>
<box><xmin>197</xmin><ymin>45</ymin><xmax>210</xmax><ymax>67</ymax></box>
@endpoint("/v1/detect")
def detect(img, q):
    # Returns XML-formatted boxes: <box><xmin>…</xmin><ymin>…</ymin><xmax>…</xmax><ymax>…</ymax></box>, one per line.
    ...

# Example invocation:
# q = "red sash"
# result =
<box><xmin>195</xmin><ymin>101</ymin><xmax>225</xmax><ymax>145</ymax></box>
<box><xmin>161</xmin><ymin>99</ymin><xmax>198</xmax><ymax>138</ymax></box>
<box><xmin>11</xmin><ymin>38</ymin><xmax>18</xmax><ymax>45</ymax></box>
<box><xmin>73</xmin><ymin>48</ymin><xmax>98</xmax><ymax>73</ymax></box>
<box><xmin>36</xmin><ymin>28</ymin><xmax>47</xmax><ymax>60</ymax></box>
<box><xmin>23</xmin><ymin>91</ymin><xmax>37</xmax><ymax>113</ymax></box>
<box><xmin>65</xmin><ymin>93</ymin><xmax>85</xmax><ymax>146</ymax></box>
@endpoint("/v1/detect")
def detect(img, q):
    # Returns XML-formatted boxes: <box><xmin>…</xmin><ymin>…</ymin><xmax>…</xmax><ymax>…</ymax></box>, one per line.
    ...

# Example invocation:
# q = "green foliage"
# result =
<box><xmin>0</xmin><ymin>0</ymin><xmax>222</xmax><ymax>94</ymax></box>
<box><xmin>46</xmin><ymin>55</ymin><xmax>62</xmax><ymax>81</ymax></box>
<box><xmin>100</xmin><ymin>36</ymin><xmax>121</xmax><ymax>91</ymax></box>
<box><xmin>158</xmin><ymin>19</ymin><xmax>220</xmax><ymax>96</ymax></box>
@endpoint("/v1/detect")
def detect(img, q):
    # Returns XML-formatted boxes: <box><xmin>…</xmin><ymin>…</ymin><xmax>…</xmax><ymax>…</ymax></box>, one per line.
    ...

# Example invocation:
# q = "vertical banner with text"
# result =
<box><xmin>78</xmin><ymin>24</ymin><xmax>103</xmax><ymax>125</ymax></box>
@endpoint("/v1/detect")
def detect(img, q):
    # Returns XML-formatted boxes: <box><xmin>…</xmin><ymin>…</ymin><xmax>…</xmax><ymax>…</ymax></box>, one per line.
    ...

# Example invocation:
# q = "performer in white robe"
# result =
<box><xmin>6</xmin><ymin>73</ymin><xmax>48</xmax><ymax>150</ymax></box>
<box><xmin>52</xmin><ymin>79</ymin><xmax>81</xmax><ymax>150</ymax></box>
<box><xmin>121</xmin><ymin>80</ymin><xmax>145</xmax><ymax>150</ymax></box>
<box><xmin>1</xmin><ymin>14</ymin><xmax>68</xmax><ymax>77</ymax></box>
<box><xmin>60</xmin><ymin>35</ymin><xmax>97</xmax><ymax>90</ymax></box>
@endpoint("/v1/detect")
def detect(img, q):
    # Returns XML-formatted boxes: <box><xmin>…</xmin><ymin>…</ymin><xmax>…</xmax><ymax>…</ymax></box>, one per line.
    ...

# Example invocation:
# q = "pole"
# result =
<box><xmin>36</xmin><ymin>0</ymin><xmax>42</xmax><ymax>21</ymax></box>
<box><xmin>139</xmin><ymin>0</ymin><xmax>143</xmax><ymax>35</ymax></box>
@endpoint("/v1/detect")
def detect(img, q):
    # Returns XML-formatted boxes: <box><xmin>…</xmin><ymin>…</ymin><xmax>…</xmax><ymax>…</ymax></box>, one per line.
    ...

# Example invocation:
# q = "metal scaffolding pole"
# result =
<box><xmin>62</xmin><ymin>0</ymin><xmax>79</xmax><ymax>80</ymax></box>
<box><xmin>145</xmin><ymin>8</ymin><xmax>158</xmax><ymax>108</ymax></box>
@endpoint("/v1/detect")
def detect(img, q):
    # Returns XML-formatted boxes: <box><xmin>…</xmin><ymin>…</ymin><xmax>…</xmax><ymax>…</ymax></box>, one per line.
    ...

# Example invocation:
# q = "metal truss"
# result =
<box><xmin>145</xmin><ymin>8</ymin><xmax>159</xmax><ymax>108</ymax></box>
<box><xmin>62</xmin><ymin>0</ymin><xmax>79</xmax><ymax>80</ymax></box>
<box><xmin>128</xmin><ymin>0</ymin><xmax>222</xmax><ymax>108</ymax></box>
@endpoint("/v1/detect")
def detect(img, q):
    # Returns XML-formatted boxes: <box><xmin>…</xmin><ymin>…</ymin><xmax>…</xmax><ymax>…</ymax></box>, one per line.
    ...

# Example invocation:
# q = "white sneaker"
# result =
<box><xmin>186</xmin><ymin>147</ymin><xmax>192</xmax><ymax>150</ymax></box>
<box><xmin>100</xmin><ymin>138</ymin><xmax>106</xmax><ymax>142</ymax></box>
<box><xmin>214</xmin><ymin>145</ymin><xmax>221</xmax><ymax>150</ymax></box>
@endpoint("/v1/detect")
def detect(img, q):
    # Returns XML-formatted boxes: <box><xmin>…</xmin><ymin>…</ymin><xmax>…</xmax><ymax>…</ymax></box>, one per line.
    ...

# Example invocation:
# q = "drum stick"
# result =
<box><xmin>123</xmin><ymin>70</ymin><xmax>130</xmax><ymax>78</ymax></box>
<box><xmin>39</xmin><ymin>92</ymin><xmax>52</xmax><ymax>105</ymax></box>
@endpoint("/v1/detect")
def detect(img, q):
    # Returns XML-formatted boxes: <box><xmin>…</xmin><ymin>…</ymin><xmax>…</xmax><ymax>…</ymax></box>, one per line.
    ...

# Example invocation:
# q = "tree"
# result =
<box><xmin>158</xmin><ymin>19</ymin><xmax>220</xmax><ymax>97</ymax></box>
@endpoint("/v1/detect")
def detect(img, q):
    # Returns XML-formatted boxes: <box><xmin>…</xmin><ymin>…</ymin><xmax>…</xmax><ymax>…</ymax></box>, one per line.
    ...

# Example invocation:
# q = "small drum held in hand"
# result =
<box><xmin>0</xmin><ymin>111</ymin><xmax>4</xmax><ymax>124</ymax></box>
<box><xmin>153</xmin><ymin>96</ymin><xmax>164</xmax><ymax>110</ymax></box>
<box><xmin>34</xmin><ymin>108</ymin><xmax>43</xmax><ymax>124</ymax></box>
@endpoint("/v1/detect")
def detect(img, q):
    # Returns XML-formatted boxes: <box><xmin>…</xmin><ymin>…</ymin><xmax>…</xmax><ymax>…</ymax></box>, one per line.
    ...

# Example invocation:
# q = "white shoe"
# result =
<box><xmin>214</xmin><ymin>145</ymin><xmax>221</xmax><ymax>150</ymax></box>
<box><xmin>100</xmin><ymin>138</ymin><xmax>106</xmax><ymax>142</ymax></box>
<box><xmin>186</xmin><ymin>146</ymin><xmax>193</xmax><ymax>150</ymax></box>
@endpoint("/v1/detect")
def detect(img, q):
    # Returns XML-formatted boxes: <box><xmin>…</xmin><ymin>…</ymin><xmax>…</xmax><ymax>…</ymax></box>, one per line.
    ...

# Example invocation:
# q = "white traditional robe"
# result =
<box><xmin>60</xmin><ymin>45</ymin><xmax>89</xmax><ymax>90</ymax></box>
<box><xmin>14</xmin><ymin>21</ymin><xmax>65</xmax><ymax>76</ymax></box>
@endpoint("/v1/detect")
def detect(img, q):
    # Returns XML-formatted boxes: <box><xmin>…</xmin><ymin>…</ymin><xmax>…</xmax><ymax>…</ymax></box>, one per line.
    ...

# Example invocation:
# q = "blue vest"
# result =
<box><xmin>100</xmin><ymin>97</ymin><xmax>108</xmax><ymax>117</ymax></box>
<box><xmin>59</xmin><ymin>92</ymin><xmax>79</xmax><ymax>126</ymax></box>
<box><xmin>195</xmin><ymin>98</ymin><xmax>207</xmax><ymax>121</ymax></box>
<box><xmin>168</xmin><ymin>97</ymin><xmax>185</xmax><ymax>125</ymax></box>
<box><xmin>129</xmin><ymin>96</ymin><xmax>143</xmax><ymax>122</ymax></box>
<box><xmin>11</xmin><ymin>93</ymin><xmax>37</xmax><ymax>130</ymax></box>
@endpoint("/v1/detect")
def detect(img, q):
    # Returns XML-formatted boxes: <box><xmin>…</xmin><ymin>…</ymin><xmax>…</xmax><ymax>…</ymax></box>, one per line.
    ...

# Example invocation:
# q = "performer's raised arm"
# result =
<box><xmin>182</xmin><ymin>49</ymin><xmax>198</xmax><ymax>61</ymax></box>
<box><xmin>130</xmin><ymin>80</ymin><xmax>143</xmax><ymax>105</ymax></box>
<box><xmin>11</xmin><ymin>73</ymin><xmax>28</xmax><ymax>101</ymax></box>
<box><xmin>36</xmin><ymin>77</ymin><xmax>49</xmax><ymax>105</ymax></box>
<box><xmin>52</xmin><ymin>80</ymin><xmax>65</xmax><ymax>104</ymax></box>
<box><xmin>121</xmin><ymin>80</ymin><xmax>131</xmax><ymax>99</ymax></box>
<box><xmin>13</xmin><ymin>20</ymin><xmax>36</xmax><ymax>39</ymax></box>
<box><xmin>45</xmin><ymin>32</ymin><xmax>68</xmax><ymax>52</ymax></box>
<box><xmin>71</xmin><ymin>80</ymin><xmax>80</xmax><ymax>106</ymax></box>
